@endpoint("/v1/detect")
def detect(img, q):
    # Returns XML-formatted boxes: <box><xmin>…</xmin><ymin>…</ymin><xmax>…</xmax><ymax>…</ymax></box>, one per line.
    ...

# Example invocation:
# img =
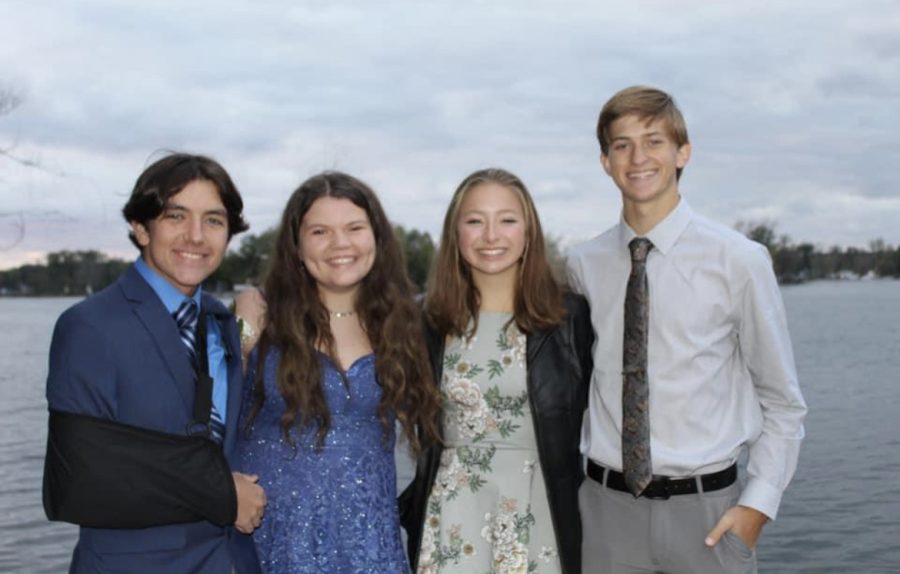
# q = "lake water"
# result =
<box><xmin>1</xmin><ymin>280</ymin><xmax>898</xmax><ymax>573</ymax></box>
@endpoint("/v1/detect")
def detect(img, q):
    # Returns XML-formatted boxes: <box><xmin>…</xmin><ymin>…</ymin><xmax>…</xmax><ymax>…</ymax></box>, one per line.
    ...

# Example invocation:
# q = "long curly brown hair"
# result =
<box><xmin>246</xmin><ymin>171</ymin><xmax>441</xmax><ymax>452</ymax></box>
<box><xmin>425</xmin><ymin>168</ymin><xmax>566</xmax><ymax>338</ymax></box>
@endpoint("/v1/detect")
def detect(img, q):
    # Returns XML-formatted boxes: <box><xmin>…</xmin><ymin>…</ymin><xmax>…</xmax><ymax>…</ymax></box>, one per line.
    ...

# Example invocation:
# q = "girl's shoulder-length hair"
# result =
<box><xmin>424</xmin><ymin>167</ymin><xmax>566</xmax><ymax>339</ymax></box>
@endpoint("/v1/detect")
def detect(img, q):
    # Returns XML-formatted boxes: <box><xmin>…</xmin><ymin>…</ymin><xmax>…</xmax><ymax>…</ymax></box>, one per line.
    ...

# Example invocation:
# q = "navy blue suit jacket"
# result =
<box><xmin>46</xmin><ymin>265</ymin><xmax>259</xmax><ymax>574</ymax></box>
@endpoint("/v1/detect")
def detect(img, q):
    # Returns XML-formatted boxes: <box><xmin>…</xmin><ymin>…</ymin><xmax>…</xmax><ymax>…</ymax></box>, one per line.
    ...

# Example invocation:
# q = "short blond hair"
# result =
<box><xmin>596</xmin><ymin>86</ymin><xmax>690</xmax><ymax>179</ymax></box>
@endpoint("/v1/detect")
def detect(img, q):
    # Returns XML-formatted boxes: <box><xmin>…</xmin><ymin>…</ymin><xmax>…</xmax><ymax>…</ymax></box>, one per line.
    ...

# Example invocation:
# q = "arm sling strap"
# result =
<box><xmin>42</xmin><ymin>310</ymin><xmax>238</xmax><ymax>529</ymax></box>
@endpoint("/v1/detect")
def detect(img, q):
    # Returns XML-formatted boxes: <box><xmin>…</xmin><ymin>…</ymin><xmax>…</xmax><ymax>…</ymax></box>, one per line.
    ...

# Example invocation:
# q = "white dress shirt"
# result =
<box><xmin>567</xmin><ymin>198</ymin><xmax>807</xmax><ymax>519</ymax></box>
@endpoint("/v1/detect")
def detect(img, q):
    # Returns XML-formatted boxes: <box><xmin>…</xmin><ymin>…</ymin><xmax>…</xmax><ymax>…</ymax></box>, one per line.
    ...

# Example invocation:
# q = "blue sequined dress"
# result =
<box><xmin>236</xmin><ymin>348</ymin><xmax>408</xmax><ymax>574</ymax></box>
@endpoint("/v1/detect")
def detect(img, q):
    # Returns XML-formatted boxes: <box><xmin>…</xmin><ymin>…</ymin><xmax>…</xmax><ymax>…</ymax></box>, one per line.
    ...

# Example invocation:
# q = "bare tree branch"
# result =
<box><xmin>0</xmin><ymin>211</ymin><xmax>25</xmax><ymax>250</ymax></box>
<box><xmin>0</xmin><ymin>87</ymin><xmax>22</xmax><ymax>117</ymax></box>
<box><xmin>0</xmin><ymin>86</ymin><xmax>67</xmax><ymax>176</ymax></box>
<box><xmin>1</xmin><ymin>86</ymin><xmax>69</xmax><ymax>251</ymax></box>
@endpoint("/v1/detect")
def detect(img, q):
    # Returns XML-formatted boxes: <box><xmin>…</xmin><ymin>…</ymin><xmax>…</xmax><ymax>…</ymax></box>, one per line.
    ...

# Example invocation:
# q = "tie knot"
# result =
<box><xmin>174</xmin><ymin>299</ymin><xmax>199</xmax><ymax>331</ymax></box>
<box><xmin>629</xmin><ymin>237</ymin><xmax>653</xmax><ymax>262</ymax></box>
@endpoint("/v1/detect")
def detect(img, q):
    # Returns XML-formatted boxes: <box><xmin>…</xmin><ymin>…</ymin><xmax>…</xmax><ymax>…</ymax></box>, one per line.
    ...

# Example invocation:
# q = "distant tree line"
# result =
<box><xmin>735</xmin><ymin>221</ymin><xmax>900</xmax><ymax>283</ymax></box>
<box><xmin>0</xmin><ymin>250</ymin><xmax>129</xmax><ymax>296</ymax></box>
<box><xmin>206</xmin><ymin>225</ymin><xmax>436</xmax><ymax>292</ymax></box>
<box><xmin>0</xmin><ymin>226</ymin><xmax>437</xmax><ymax>296</ymax></box>
<box><xmin>3</xmin><ymin>222</ymin><xmax>898</xmax><ymax>297</ymax></box>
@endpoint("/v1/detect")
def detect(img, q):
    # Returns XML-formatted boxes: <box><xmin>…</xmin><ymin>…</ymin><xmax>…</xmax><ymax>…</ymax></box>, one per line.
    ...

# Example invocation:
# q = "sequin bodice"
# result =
<box><xmin>237</xmin><ymin>348</ymin><xmax>407</xmax><ymax>574</ymax></box>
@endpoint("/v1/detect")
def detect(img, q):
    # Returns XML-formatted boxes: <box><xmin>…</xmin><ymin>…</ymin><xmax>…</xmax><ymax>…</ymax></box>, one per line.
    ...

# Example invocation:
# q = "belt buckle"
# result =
<box><xmin>641</xmin><ymin>476</ymin><xmax>671</xmax><ymax>500</ymax></box>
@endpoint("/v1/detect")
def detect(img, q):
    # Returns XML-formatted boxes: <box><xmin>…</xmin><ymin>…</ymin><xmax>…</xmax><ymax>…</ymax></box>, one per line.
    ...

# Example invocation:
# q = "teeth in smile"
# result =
<box><xmin>179</xmin><ymin>252</ymin><xmax>203</xmax><ymax>259</ymax></box>
<box><xmin>480</xmin><ymin>249</ymin><xmax>505</xmax><ymax>256</ymax></box>
<box><xmin>629</xmin><ymin>170</ymin><xmax>656</xmax><ymax>179</ymax></box>
<box><xmin>330</xmin><ymin>257</ymin><xmax>355</xmax><ymax>264</ymax></box>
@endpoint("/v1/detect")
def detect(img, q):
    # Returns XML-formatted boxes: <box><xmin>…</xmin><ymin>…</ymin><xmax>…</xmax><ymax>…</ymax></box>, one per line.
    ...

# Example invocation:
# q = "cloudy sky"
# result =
<box><xmin>1</xmin><ymin>0</ymin><xmax>898</xmax><ymax>269</ymax></box>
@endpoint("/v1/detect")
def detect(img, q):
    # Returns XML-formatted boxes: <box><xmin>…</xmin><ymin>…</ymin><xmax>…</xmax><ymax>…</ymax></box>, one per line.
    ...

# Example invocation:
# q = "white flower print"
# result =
<box><xmin>502</xmin><ymin>543</ymin><xmax>530</xmax><ymax>574</ymax></box>
<box><xmin>435</xmin><ymin>450</ymin><xmax>469</xmax><ymax>498</ymax></box>
<box><xmin>420</xmin><ymin>506</ymin><xmax>478</xmax><ymax>571</ymax></box>
<box><xmin>418</xmin><ymin>526</ymin><xmax>438</xmax><ymax>574</ymax></box>
<box><xmin>539</xmin><ymin>546</ymin><xmax>558</xmax><ymax>563</ymax></box>
<box><xmin>504</xmin><ymin>323</ymin><xmax>527</xmax><ymax>367</ymax></box>
<box><xmin>445</xmin><ymin>375</ymin><xmax>491</xmax><ymax>438</ymax></box>
<box><xmin>480</xmin><ymin>499</ymin><xmax>536</xmax><ymax>574</ymax></box>
<box><xmin>422</xmin><ymin>315</ymin><xmax>558</xmax><ymax>574</ymax></box>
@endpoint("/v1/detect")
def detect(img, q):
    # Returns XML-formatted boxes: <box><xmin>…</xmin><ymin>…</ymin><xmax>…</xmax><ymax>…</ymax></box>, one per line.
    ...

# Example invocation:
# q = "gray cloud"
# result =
<box><xmin>2</xmin><ymin>0</ymin><xmax>900</xmax><ymax>268</ymax></box>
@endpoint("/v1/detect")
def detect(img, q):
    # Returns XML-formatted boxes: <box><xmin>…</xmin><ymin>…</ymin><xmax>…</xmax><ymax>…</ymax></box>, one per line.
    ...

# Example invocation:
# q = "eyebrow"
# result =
<box><xmin>163</xmin><ymin>202</ymin><xmax>228</xmax><ymax>217</ymax></box>
<box><xmin>461</xmin><ymin>209</ymin><xmax>522</xmax><ymax>216</ymax></box>
<box><xmin>612</xmin><ymin>131</ymin><xmax>664</xmax><ymax>141</ymax></box>
<box><xmin>302</xmin><ymin>219</ymin><xmax>370</xmax><ymax>228</ymax></box>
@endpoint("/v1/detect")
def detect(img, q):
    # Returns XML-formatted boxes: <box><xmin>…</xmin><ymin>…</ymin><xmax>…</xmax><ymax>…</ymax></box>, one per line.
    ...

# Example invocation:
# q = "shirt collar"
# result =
<box><xmin>134</xmin><ymin>257</ymin><xmax>203</xmax><ymax>314</ymax></box>
<box><xmin>618</xmin><ymin>196</ymin><xmax>694</xmax><ymax>256</ymax></box>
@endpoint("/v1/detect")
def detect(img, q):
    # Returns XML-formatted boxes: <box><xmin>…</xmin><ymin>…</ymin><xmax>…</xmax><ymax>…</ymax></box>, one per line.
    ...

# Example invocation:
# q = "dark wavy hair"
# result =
<box><xmin>122</xmin><ymin>152</ymin><xmax>249</xmax><ymax>248</ymax></box>
<box><xmin>247</xmin><ymin>171</ymin><xmax>441</xmax><ymax>452</ymax></box>
<box><xmin>425</xmin><ymin>168</ymin><xmax>566</xmax><ymax>338</ymax></box>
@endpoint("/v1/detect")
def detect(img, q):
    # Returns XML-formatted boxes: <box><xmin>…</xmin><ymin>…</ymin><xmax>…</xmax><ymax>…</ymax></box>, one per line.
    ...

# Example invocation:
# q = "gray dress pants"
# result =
<box><xmin>579</xmin><ymin>472</ymin><xmax>757</xmax><ymax>574</ymax></box>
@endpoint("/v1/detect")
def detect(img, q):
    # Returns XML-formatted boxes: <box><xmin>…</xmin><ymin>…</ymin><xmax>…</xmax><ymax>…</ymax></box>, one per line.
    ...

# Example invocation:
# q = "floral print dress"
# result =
<box><xmin>418</xmin><ymin>312</ymin><xmax>561</xmax><ymax>574</ymax></box>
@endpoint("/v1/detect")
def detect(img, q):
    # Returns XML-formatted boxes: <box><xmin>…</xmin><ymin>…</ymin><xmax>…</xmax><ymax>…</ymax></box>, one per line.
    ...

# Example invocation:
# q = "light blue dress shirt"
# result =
<box><xmin>134</xmin><ymin>257</ymin><xmax>228</xmax><ymax>425</ymax></box>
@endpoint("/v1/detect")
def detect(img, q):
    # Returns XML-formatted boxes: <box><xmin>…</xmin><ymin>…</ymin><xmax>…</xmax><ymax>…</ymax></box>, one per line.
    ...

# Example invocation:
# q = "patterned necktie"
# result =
<box><xmin>173</xmin><ymin>300</ymin><xmax>226</xmax><ymax>443</ymax></box>
<box><xmin>622</xmin><ymin>237</ymin><xmax>653</xmax><ymax>496</ymax></box>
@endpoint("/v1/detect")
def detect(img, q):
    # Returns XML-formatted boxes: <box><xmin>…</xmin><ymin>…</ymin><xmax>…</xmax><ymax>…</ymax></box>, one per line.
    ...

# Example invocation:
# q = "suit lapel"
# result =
<box><xmin>119</xmin><ymin>266</ymin><xmax>195</xmax><ymax>414</ymax></box>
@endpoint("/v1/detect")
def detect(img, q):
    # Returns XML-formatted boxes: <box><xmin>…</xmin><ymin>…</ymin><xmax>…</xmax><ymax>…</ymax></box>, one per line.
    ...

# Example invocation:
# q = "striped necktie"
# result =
<box><xmin>173</xmin><ymin>300</ymin><xmax>226</xmax><ymax>443</ymax></box>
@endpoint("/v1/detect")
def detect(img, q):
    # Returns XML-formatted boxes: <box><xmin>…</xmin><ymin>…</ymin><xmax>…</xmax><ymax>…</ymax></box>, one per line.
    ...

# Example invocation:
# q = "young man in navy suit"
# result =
<box><xmin>44</xmin><ymin>153</ymin><xmax>266</xmax><ymax>573</ymax></box>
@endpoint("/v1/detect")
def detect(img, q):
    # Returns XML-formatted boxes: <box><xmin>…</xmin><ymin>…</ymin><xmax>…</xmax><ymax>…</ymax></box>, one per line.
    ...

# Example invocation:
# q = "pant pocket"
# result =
<box><xmin>723</xmin><ymin>531</ymin><xmax>755</xmax><ymax>562</ymax></box>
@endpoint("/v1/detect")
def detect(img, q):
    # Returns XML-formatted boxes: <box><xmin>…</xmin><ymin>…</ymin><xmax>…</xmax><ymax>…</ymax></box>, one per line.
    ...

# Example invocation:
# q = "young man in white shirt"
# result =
<box><xmin>567</xmin><ymin>86</ymin><xmax>807</xmax><ymax>573</ymax></box>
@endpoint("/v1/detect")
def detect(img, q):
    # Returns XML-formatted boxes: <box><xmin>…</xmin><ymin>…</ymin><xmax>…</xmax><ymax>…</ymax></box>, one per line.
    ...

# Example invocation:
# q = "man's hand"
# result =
<box><xmin>232</xmin><ymin>472</ymin><xmax>266</xmax><ymax>534</ymax></box>
<box><xmin>705</xmin><ymin>505</ymin><xmax>768</xmax><ymax>550</ymax></box>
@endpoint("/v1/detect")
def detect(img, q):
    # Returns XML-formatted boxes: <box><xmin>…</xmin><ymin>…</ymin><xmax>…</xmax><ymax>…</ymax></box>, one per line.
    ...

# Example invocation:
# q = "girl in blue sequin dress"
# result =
<box><xmin>234</xmin><ymin>172</ymin><xmax>441</xmax><ymax>574</ymax></box>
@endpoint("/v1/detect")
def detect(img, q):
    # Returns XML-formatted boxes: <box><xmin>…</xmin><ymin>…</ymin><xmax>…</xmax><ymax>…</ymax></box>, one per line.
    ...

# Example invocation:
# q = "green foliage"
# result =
<box><xmin>543</xmin><ymin>232</ymin><xmax>567</xmax><ymax>283</ymax></box>
<box><xmin>496</xmin><ymin>418</ymin><xmax>520</xmax><ymax>438</ymax></box>
<box><xmin>736</xmin><ymin>220</ymin><xmax>778</xmax><ymax>251</ymax></box>
<box><xmin>457</xmin><ymin>444</ymin><xmax>495</xmax><ymax>473</ymax></box>
<box><xmin>394</xmin><ymin>225</ymin><xmax>435</xmax><ymax>292</ymax></box>
<box><xmin>4</xmin><ymin>222</ymin><xmax>898</xmax><ymax>296</ymax></box>
<box><xmin>210</xmin><ymin>224</ymin><xmax>435</xmax><ymax>291</ymax></box>
<box><xmin>208</xmin><ymin>227</ymin><xmax>277</xmax><ymax>290</ymax></box>
<box><xmin>483</xmin><ymin>386</ymin><xmax>527</xmax><ymax>418</ymax></box>
<box><xmin>735</xmin><ymin>222</ymin><xmax>900</xmax><ymax>282</ymax></box>
<box><xmin>0</xmin><ymin>250</ymin><xmax>128</xmax><ymax>295</ymax></box>
<box><xmin>486</xmin><ymin>359</ymin><xmax>504</xmax><ymax>379</ymax></box>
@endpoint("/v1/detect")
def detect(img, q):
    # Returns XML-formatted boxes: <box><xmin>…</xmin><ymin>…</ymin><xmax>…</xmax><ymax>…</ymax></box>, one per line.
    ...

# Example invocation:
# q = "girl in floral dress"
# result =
<box><xmin>400</xmin><ymin>169</ymin><xmax>595</xmax><ymax>574</ymax></box>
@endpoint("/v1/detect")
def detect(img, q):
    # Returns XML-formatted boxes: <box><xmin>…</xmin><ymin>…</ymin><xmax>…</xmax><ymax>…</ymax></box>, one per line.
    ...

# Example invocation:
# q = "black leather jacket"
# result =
<box><xmin>400</xmin><ymin>292</ymin><xmax>595</xmax><ymax>574</ymax></box>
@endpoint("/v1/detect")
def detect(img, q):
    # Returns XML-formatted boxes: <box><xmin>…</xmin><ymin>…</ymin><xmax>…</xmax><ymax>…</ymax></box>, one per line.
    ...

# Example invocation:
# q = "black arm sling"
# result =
<box><xmin>43</xmin><ymin>309</ymin><xmax>238</xmax><ymax>529</ymax></box>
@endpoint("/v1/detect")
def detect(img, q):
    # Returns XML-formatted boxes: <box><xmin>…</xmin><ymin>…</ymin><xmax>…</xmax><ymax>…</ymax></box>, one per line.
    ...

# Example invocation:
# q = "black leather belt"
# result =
<box><xmin>587</xmin><ymin>460</ymin><xmax>737</xmax><ymax>500</ymax></box>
